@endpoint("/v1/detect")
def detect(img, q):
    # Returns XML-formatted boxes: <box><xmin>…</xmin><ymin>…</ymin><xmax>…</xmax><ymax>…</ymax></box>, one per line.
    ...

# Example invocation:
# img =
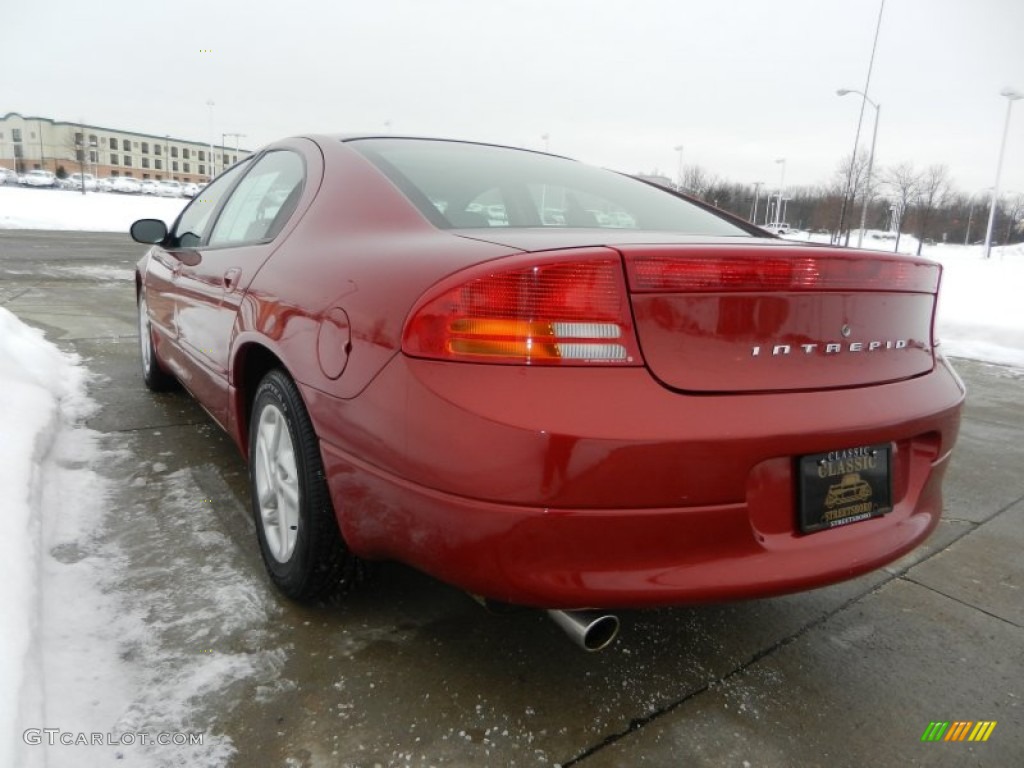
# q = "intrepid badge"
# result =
<box><xmin>751</xmin><ymin>340</ymin><xmax>909</xmax><ymax>357</ymax></box>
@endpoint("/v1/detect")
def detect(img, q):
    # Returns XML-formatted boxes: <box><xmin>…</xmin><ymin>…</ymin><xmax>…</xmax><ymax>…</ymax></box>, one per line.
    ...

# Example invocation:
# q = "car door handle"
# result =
<box><xmin>223</xmin><ymin>267</ymin><xmax>242</xmax><ymax>292</ymax></box>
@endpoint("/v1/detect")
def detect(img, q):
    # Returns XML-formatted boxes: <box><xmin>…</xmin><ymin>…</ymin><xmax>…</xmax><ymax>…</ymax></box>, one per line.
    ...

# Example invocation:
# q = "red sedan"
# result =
<box><xmin>132</xmin><ymin>137</ymin><xmax>963</xmax><ymax>650</ymax></box>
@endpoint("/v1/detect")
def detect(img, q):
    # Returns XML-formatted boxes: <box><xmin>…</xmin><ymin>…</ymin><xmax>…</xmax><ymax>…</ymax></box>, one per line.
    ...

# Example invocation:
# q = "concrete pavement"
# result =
<box><xmin>2</xmin><ymin>229</ymin><xmax>1020</xmax><ymax>767</ymax></box>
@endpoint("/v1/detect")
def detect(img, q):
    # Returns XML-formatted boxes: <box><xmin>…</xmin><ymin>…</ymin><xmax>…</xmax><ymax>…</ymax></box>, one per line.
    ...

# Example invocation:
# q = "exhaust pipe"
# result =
<box><xmin>546</xmin><ymin>609</ymin><xmax>620</xmax><ymax>652</ymax></box>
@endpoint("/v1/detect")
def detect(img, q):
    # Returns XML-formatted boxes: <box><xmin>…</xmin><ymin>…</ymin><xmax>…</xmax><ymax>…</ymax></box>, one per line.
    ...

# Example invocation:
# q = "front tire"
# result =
<box><xmin>249</xmin><ymin>369</ymin><xmax>359</xmax><ymax>601</ymax></box>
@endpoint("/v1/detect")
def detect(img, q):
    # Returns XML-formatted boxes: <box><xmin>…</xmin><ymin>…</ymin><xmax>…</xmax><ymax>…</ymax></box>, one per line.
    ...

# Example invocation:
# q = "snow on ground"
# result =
<box><xmin>0</xmin><ymin>186</ymin><xmax>188</xmax><ymax>231</ymax></box>
<box><xmin>0</xmin><ymin>306</ymin><xmax>272</xmax><ymax>766</ymax></box>
<box><xmin>0</xmin><ymin>308</ymin><xmax>94</xmax><ymax>767</ymax></box>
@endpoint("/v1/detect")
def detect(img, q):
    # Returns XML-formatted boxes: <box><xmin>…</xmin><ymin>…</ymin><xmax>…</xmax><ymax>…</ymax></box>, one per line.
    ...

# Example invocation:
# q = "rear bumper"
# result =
<box><xmin>309</xmin><ymin>355</ymin><xmax>964</xmax><ymax>608</ymax></box>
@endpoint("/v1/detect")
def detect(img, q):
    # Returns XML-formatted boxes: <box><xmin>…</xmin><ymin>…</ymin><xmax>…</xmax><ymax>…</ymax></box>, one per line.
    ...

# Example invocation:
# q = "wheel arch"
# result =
<box><xmin>232</xmin><ymin>341</ymin><xmax>290</xmax><ymax>460</ymax></box>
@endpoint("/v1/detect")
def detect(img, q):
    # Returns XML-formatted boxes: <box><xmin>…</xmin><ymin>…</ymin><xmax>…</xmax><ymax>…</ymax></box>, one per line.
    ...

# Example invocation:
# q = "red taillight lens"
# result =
<box><xmin>403</xmin><ymin>253</ymin><xmax>642</xmax><ymax>365</ymax></box>
<box><xmin>625</xmin><ymin>249</ymin><xmax>941</xmax><ymax>293</ymax></box>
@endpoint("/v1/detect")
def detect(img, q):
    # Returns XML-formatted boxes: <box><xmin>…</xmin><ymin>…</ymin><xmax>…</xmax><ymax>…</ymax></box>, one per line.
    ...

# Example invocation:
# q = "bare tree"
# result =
<box><xmin>681</xmin><ymin>164</ymin><xmax>720</xmax><ymax>201</ymax></box>
<box><xmin>883</xmin><ymin>162</ymin><xmax>922</xmax><ymax>253</ymax></box>
<box><xmin>1003</xmin><ymin>193</ymin><xmax>1024</xmax><ymax>245</ymax></box>
<box><xmin>61</xmin><ymin>125</ymin><xmax>89</xmax><ymax>193</ymax></box>
<box><xmin>914</xmin><ymin>165</ymin><xmax>951</xmax><ymax>255</ymax></box>
<box><xmin>832</xmin><ymin>153</ymin><xmax>871</xmax><ymax>244</ymax></box>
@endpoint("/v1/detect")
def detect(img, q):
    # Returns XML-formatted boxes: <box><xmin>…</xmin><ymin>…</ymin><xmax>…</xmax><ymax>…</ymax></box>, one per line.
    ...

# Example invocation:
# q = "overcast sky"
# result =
<box><xmin>4</xmin><ymin>0</ymin><xmax>1022</xmax><ymax>195</ymax></box>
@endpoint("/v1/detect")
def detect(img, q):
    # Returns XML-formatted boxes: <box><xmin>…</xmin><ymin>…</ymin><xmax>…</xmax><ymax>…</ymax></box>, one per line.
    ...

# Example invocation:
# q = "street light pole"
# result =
<box><xmin>774</xmin><ymin>158</ymin><xmax>786</xmax><ymax>226</ymax></box>
<box><xmin>674</xmin><ymin>144</ymin><xmax>684</xmax><ymax>192</ymax></box>
<box><xmin>223</xmin><ymin>133</ymin><xmax>245</xmax><ymax>168</ymax></box>
<box><xmin>837</xmin><ymin>0</ymin><xmax>886</xmax><ymax>245</ymax></box>
<box><xmin>838</xmin><ymin>89</ymin><xmax>881</xmax><ymax>248</ymax></box>
<box><xmin>206</xmin><ymin>100</ymin><xmax>215</xmax><ymax>181</ymax></box>
<box><xmin>750</xmin><ymin>181</ymin><xmax>763</xmax><ymax>223</ymax></box>
<box><xmin>983</xmin><ymin>88</ymin><xmax>1023</xmax><ymax>259</ymax></box>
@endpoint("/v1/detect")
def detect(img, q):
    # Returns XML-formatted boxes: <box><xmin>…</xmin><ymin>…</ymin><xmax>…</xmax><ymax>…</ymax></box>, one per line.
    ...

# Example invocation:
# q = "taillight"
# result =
<box><xmin>624</xmin><ymin>248</ymin><xmax>941</xmax><ymax>294</ymax></box>
<box><xmin>403</xmin><ymin>251</ymin><xmax>642</xmax><ymax>365</ymax></box>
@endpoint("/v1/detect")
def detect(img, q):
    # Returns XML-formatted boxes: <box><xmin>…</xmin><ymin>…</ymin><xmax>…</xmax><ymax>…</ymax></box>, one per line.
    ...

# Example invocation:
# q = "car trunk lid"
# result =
<box><xmin>617</xmin><ymin>243</ymin><xmax>941</xmax><ymax>393</ymax></box>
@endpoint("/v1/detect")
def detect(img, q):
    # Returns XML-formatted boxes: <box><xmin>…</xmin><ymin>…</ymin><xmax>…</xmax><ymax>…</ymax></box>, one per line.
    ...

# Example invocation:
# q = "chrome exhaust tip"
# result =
<box><xmin>546</xmin><ymin>609</ymin><xmax>620</xmax><ymax>652</ymax></box>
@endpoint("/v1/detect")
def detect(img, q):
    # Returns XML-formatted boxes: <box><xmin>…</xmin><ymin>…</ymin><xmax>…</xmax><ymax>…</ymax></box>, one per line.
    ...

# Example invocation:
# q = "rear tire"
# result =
<box><xmin>249</xmin><ymin>369</ymin><xmax>360</xmax><ymax>601</ymax></box>
<box><xmin>138</xmin><ymin>289</ymin><xmax>176</xmax><ymax>391</ymax></box>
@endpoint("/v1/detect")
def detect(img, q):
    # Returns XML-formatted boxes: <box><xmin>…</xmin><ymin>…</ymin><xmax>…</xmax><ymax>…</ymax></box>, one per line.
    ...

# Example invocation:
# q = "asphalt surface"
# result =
<box><xmin>2</xmin><ymin>229</ymin><xmax>1021</xmax><ymax>768</ymax></box>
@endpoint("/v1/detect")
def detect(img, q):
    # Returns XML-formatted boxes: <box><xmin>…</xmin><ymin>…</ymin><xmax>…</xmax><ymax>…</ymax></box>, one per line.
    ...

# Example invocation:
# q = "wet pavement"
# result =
<box><xmin>2</xmin><ymin>229</ymin><xmax>1021</xmax><ymax>767</ymax></box>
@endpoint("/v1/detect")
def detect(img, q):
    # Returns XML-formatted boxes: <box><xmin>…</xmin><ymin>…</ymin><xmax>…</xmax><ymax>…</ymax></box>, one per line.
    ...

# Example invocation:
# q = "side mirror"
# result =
<box><xmin>130</xmin><ymin>218</ymin><xmax>168</xmax><ymax>244</ymax></box>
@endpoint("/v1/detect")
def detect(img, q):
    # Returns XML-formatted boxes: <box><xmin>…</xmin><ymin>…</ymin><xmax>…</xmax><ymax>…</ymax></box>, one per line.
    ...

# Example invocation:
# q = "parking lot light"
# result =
<box><xmin>983</xmin><ymin>88</ymin><xmax>1023</xmax><ymax>259</ymax></box>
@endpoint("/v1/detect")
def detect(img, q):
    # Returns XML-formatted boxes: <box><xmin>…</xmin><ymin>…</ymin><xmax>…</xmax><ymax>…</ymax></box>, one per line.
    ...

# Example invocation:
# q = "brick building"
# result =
<box><xmin>0</xmin><ymin>112</ymin><xmax>250</xmax><ymax>183</ymax></box>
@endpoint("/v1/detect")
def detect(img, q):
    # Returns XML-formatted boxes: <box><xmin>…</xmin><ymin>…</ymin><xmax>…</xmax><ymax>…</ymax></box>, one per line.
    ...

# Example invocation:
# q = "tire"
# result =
<box><xmin>249</xmin><ymin>369</ymin><xmax>360</xmax><ymax>602</ymax></box>
<box><xmin>137</xmin><ymin>289</ymin><xmax>176</xmax><ymax>391</ymax></box>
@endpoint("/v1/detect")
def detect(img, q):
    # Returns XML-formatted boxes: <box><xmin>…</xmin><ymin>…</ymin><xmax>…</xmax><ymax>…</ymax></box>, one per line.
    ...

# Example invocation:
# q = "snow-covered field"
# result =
<box><xmin>0</xmin><ymin>186</ymin><xmax>188</xmax><ymax>231</ymax></box>
<box><xmin>0</xmin><ymin>186</ymin><xmax>1021</xmax><ymax>765</ymax></box>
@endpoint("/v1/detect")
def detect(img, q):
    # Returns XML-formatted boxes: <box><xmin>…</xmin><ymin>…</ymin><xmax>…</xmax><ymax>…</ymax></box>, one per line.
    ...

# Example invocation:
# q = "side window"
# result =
<box><xmin>207</xmin><ymin>151</ymin><xmax>304</xmax><ymax>246</ymax></box>
<box><xmin>173</xmin><ymin>160</ymin><xmax>251</xmax><ymax>248</ymax></box>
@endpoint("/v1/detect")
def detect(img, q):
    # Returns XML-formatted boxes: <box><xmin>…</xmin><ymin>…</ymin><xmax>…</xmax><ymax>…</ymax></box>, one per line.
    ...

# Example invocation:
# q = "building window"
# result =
<box><xmin>89</xmin><ymin>150</ymin><xmax>97</xmax><ymax>162</ymax></box>
<box><xmin>172</xmin><ymin>161</ymin><xmax>179</xmax><ymax>171</ymax></box>
<box><xmin>155</xmin><ymin>159</ymin><xmax>162</xmax><ymax>170</ymax></box>
<box><xmin>122</xmin><ymin>139</ymin><xmax>131</xmax><ymax>150</ymax></box>
<box><xmin>141</xmin><ymin>142</ymin><xmax>149</xmax><ymax>154</ymax></box>
<box><xmin>183</xmin><ymin>162</ymin><xmax>190</xmax><ymax>173</ymax></box>
<box><xmin>13</xmin><ymin>128</ymin><xmax>22</xmax><ymax>141</ymax></box>
<box><xmin>142</xmin><ymin>158</ymin><xmax>150</xmax><ymax>169</ymax></box>
<box><xmin>109</xmin><ymin>137</ymin><xmax>117</xmax><ymax>149</ymax></box>
<box><xmin>171</xmin><ymin>147</ymin><xmax>178</xmax><ymax>158</ymax></box>
<box><xmin>110</xmin><ymin>154</ymin><xmax>118</xmax><ymax>165</ymax></box>
<box><xmin>198</xmin><ymin>164</ymin><xmax>205</xmax><ymax>175</ymax></box>
<box><xmin>222</xmin><ymin>154</ymin><xmax>228</xmax><ymax>165</ymax></box>
<box><xmin>89</xmin><ymin>135</ymin><xmax>98</xmax><ymax>147</ymax></box>
<box><xmin>74</xmin><ymin>132</ymin><xmax>83</xmax><ymax>145</ymax></box>
<box><xmin>183</xmin><ymin>148</ymin><xmax>190</xmax><ymax>159</ymax></box>
<box><xmin>198</xmin><ymin>150</ymin><xmax>205</xmax><ymax>161</ymax></box>
<box><xmin>155</xmin><ymin>145</ymin><xmax>162</xmax><ymax>156</ymax></box>
<box><xmin>124</xmin><ymin>156</ymin><xmax>132</xmax><ymax>167</ymax></box>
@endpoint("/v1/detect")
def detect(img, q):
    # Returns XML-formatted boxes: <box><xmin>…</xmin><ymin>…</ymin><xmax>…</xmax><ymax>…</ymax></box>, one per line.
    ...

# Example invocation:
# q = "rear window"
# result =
<box><xmin>348</xmin><ymin>138</ymin><xmax>750</xmax><ymax>237</ymax></box>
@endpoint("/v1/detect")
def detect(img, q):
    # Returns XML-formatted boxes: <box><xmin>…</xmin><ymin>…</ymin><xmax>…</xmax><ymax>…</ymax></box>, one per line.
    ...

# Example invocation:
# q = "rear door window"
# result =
<box><xmin>207</xmin><ymin>151</ymin><xmax>305</xmax><ymax>246</ymax></box>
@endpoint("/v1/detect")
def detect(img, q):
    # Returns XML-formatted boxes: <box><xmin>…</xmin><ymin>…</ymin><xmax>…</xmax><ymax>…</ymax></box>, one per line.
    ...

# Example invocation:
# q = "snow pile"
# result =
<box><xmin>0</xmin><ymin>308</ymin><xmax>94</xmax><ymax>768</ymax></box>
<box><xmin>931</xmin><ymin>243</ymin><xmax>1024</xmax><ymax>368</ymax></box>
<box><xmin>0</xmin><ymin>187</ymin><xmax>188</xmax><ymax>232</ymax></box>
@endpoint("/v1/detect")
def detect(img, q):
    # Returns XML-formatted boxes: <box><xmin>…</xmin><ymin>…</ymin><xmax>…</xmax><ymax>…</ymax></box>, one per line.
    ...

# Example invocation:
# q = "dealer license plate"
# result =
<box><xmin>798</xmin><ymin>444</ymin><xmax>892</xmax><ymax>533</ymax></box>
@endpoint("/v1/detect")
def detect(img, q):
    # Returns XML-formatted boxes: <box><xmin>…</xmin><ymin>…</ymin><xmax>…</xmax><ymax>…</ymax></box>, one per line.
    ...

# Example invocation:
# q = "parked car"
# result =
<box><xmin>0</xmin><ymin>167</ymin><xmax>18</xmax><ymax>185</ymax></box>
<box><xmin>156</xmin><ymin>180</ymin><xmax>183</xmax><ymax>198</ymax></box>
<box><xmin>23</xmin><ymin>170</ymin><xmax>58</xmax><ymax>188</ymax></box>
<box><xmin>66</xmin><ymin>173</ymin><xmax>98</xmax><ymax>191</ymax></box>
<box><xmin>112</xmin><ymin>176</ymin><xmax>142</xmax><ymax>194</ymax></box>
<box><xmin>139</xmin><ymin>180</ymin><xmax>160</xmax><ymax>195</ymax></box>
<box><xmin>761</xmin><ymin>222</ymin><xmax>794</xmax><ymax>235</ymax></box>
<box><xmin>131</xmin><ymin>136</ymin><xmax>964</xmax><ymax>651</ymax></box>
<box><xmin>97</xmin><ymin>177</ymin><xmax>117</xmax><ymax>192</ymax></box>
<box><xmin>181</xmin><ymin>182</ymin><xmax>200</xmax><ymax>198</ymax></box>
